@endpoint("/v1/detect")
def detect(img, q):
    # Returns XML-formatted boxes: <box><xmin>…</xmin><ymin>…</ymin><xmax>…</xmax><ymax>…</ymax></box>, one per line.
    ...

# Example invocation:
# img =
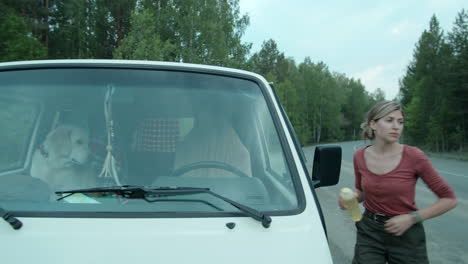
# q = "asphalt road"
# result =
<box><xmin>303</xmin><ymin>141</ymin><xmax>468</xmax><ymax>264</ymax></box>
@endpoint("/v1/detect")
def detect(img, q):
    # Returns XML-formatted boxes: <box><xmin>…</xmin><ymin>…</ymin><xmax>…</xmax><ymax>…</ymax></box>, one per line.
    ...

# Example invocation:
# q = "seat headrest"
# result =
<box><xmin>133</xmin><ymin>118</ymin><xmax>179</xmax><ymax>153</ymax></box>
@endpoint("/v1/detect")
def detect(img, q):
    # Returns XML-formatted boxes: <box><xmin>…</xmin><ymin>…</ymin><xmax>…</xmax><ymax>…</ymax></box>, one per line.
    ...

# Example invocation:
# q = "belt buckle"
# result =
<box><xmin>373</xmin><ymin>213</ymin><xmax>387</xmax><ymax>224</ymax></box>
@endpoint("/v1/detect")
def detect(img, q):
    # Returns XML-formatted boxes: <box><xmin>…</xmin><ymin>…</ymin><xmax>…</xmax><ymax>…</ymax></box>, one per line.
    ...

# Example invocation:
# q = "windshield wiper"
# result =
<box><xmin>56</xmin><ymin>185</ymin><xmax>272</xmax><ymax>228</ymax></box>
<box><xmin>0</xmin><ymin>206</ymin><xmax>23</xmax><ymax>230</ymax></box>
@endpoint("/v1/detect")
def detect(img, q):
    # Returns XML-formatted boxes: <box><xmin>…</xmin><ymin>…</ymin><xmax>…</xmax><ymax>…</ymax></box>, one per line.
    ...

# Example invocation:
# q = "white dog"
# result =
<box><xmin>31</xmin><ymin>125</ymin><xmax>96</xmax><ymax>191</ymax></box>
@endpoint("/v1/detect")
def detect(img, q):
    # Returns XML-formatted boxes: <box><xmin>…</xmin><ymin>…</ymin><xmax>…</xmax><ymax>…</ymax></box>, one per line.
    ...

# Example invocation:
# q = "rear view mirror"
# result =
<box><xmin>311</xmin><ymin>145</ymin><xmax>341</xmax><ymax>188</ymax></box>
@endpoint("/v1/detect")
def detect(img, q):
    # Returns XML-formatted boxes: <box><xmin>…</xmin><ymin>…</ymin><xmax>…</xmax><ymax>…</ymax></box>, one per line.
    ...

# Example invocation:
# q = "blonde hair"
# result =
<box><xmin>361</xmin><ymin>100</ymin><xmax>405</xmax><ymax>140</ymax></box>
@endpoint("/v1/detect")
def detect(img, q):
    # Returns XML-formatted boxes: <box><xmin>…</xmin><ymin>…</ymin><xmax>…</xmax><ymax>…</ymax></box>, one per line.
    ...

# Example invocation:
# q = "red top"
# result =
<box><xmin>354</xmin><ymin>144</ymin><xmax>456</xmax><ymax>216</ymax></box>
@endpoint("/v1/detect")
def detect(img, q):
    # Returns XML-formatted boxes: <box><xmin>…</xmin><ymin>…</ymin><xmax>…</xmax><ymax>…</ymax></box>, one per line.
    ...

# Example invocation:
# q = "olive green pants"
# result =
<box><xmin>352</xmin><ymin>214</ymin><xmax>429</xmax><ymax>264</ymax></box>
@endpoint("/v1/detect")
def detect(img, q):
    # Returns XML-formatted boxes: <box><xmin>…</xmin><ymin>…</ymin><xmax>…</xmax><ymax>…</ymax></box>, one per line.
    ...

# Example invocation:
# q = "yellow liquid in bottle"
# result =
<box><xmin>340</xmin><ymin>187</ymin><xmax>363</xmax><ymax>222</ymax></box>
<box><xmin>342</xmin><ymin>197</ymin><xmax>362</xmax><ymax>221</ymax></box>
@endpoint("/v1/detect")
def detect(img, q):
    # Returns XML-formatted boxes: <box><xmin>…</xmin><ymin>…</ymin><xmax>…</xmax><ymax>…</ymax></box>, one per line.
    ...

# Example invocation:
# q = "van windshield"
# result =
<box><xmin>0</xmin><ymin>67</ymin><xmax>300</xmax><ymax>216</ymax></box>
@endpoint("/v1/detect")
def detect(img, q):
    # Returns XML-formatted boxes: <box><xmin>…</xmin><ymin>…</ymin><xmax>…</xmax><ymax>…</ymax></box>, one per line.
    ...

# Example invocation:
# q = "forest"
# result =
<box><xmin>0</xmin><ymin>0</ymin><xmax>466</xmax><ymax>153</ymax></box>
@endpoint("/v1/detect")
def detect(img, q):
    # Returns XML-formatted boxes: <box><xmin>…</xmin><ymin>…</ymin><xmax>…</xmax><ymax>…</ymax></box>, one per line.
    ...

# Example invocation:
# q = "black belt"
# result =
<box><xmin>364</xmin><ymin>210</ymin><xmax>392</xmax><ymax>224</ymax></box>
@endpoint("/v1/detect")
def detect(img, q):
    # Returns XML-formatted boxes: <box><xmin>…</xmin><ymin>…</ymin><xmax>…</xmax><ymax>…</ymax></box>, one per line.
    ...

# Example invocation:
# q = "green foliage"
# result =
<box><xmin>48</xmin><ymin>0</ymin><xmax>94</xmax><ymax>58</ymax></box>
<box><xmin>246</xmin><ymin>39</ymin><xmax>371</xmax><ymax>145</ymax></box>
<box><xmin>447</xmin><ymin>9</ymin><xmax>468</xmax><ymax>150</ymax></box>
<box><xmin>115</xmin><ymin>0</ymin><xmax>250</xmax><ymax>66</ymax></box>
<box><xmin>370</xmin><ymin>88</ymin><xmax>386</xmax><ymax>103</ymax></box>
<box><xmin>341</xmin><ymin>78</ymin><xmax>368</xmax><ymax>140</ymax></box>
<box><xmin>113</xmin><ymin>9</ymin><xmax>175</xmax><ymax>60</ymax></box>
<box><xmin>0</xmin><ymin>4</ymin><xmax>46</xmax><ymax>62</ymax></box>
<box><xmin>249</xmin><ymin>40</ymin><xmax>286</xmax><ymax>79</ymax></box>
<box><xmin>1</xmin><ymin>0</ymin><xmax>49</xmax><ymax>45</ymax></box>
<box><xmin>3</xmin><ymin>2</ymin><xmax>465</xmax><ymax>151</ymax></box>
<box><xmin>400</xmin><ymin>10</ymin><xmax>468</xmax><ymax>151</ymax></box>
<box><xmin>2</xmin><ymin>1</ymin><xmax>371</xmax><ymax>147</ymax></box>
<box><xmin>47</xmin><ymin>0</ymin><xmax>137</xmax><ymax>59</ymax></box>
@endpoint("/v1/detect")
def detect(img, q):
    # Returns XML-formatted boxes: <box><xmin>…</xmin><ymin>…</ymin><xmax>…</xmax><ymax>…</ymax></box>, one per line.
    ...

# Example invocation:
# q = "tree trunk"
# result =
<box><xmin>460</xmin><ymin>114</ymin><xmax>466</xmax><ymax>151</ymax></box>
<box><xmin>44</xmin><ymin>0</ymin><xmax>49</xmax><ymax>50</ymax></box>
<box><xmin>117</xmin><ymin>18</ymin><xmax>123</xmax><ymax>47</ymax></box>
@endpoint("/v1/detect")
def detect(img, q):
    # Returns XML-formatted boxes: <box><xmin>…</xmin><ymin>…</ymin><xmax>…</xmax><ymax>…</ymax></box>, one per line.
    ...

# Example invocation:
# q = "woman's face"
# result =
<box><xmin>370</xmin><ymin>110</ymin><xmax>404</xmax><ymax>143</ymax></box>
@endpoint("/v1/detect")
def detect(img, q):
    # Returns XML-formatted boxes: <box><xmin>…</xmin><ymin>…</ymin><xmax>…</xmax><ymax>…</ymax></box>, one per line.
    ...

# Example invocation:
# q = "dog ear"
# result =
<box><xmin>46</xmin><ymin>126</ymin><xmax>72</xmax><ymax>157</ymax></box>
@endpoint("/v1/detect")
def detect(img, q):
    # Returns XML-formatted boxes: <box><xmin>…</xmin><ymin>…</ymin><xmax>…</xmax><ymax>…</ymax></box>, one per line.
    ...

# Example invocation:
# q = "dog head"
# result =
<box><xmin>41</xmin><ymin>125</ymin><xmax>90</xmax><ymax>169</ymax></box>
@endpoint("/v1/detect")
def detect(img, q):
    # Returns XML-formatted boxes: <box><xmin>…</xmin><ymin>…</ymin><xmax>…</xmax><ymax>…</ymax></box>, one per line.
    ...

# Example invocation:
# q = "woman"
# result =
<box><xmin>339</xmin><ymin>100</ymin><xmax>457</xmax><ymax>263</ymax></box>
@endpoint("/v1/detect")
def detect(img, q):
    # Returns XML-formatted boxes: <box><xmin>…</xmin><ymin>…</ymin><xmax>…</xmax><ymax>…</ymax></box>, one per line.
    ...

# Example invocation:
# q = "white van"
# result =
<box><xmin>0</xmin><ymin>60</ymin><xmax>341</xmax><ymax>263</ymax></box>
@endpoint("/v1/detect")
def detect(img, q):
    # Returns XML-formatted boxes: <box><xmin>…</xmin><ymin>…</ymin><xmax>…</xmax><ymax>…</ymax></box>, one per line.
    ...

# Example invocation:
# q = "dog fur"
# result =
<box><xmin>30</xmin><ymin>125</ymin><xmax>96</xmax><ymax>191</ymax></box>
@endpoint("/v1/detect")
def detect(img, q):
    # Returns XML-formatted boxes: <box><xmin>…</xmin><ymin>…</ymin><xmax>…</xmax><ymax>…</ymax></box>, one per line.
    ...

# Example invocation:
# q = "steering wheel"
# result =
<box><xmin>171</xmin><ymin>161</ymin><xmax>249</xmax><ymax>178</ymax></box>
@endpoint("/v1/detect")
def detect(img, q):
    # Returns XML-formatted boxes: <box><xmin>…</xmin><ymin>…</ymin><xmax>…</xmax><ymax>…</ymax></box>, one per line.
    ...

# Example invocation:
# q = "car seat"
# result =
<box><xmin>172</xmin><ymin>108</ymin><xmax>252</xmax><ymax>178</ymax></box>
<box><xmin>126</xmin><ymin>118</ymin><xmax>179</xmax><ymax>185</ymax></box>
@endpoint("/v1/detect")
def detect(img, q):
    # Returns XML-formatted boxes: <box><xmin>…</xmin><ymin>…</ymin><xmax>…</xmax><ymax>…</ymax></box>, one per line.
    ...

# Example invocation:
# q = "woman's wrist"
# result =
<box><xmin>409</xmin><ymin>211</ymin><xmax>424</xmax><ymax>224</ymax></box>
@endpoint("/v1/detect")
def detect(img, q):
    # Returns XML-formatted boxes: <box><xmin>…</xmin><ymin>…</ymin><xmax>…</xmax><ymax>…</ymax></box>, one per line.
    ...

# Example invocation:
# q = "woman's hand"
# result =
<box><xmin>338</xmin><ymin>190</ymin><xmax>362</xmax><ymax>210</ymax></box>
<box><xmin>338</xmin><ymin>195</ymin><xmax>347</xmax><ymax>210</ymax></box>
<box><xmin>384</xmin><ymin>214</ymin><xmax>414</xmax><ymax>236</ymax></box>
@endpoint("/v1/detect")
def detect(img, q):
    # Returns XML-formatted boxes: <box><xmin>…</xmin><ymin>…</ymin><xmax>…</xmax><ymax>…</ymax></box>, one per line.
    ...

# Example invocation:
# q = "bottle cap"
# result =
<box><xmin>340</xmin><ymin>187</ymin><xmax>354</xmax><ymax>199</ymax></box>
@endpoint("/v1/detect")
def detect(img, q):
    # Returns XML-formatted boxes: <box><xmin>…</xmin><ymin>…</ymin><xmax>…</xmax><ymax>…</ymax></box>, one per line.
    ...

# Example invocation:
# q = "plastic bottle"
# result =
<box><xmin>340</xmin><ymin>187</ymin><xmax>362</xmax><ymax>221</ymax></box>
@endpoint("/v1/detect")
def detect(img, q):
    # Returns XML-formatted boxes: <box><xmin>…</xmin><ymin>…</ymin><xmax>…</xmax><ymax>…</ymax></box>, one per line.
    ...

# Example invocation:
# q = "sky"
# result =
<box><xmin>238</xmin><ymin>0</ymin><xmax>467</xmax><ymax>99</ymax></box>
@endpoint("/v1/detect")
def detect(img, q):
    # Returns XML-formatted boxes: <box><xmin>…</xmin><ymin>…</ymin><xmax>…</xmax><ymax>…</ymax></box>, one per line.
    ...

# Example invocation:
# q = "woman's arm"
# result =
<box><xmin>417</xmin><ymin>197</ymin><xmax>457</xmax><ymax>221</ymax></box>
<box><xmin>385</xmin><ymin>148</ymin><xmax>457</xmax><ymax>236</ymax></box>
<box><xmin>412</xmin><ymin>149</ymin><xmax>458</xmax><ymax>221</ymax></box>
<box><xmin>384</xmin><ymin>197</ymin><xmax>457</xmax><ymax>236</ymax></box>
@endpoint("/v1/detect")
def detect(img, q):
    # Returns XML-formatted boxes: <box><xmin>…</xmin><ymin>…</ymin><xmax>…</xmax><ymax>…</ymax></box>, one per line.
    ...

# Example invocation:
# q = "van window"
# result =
<box><xmin>0</xmin><ymin>98</ymin><xmax>38</xmax><ymax>172</ymax></box>
<box><xmin>0</xmin><ymin>68</ymin><xmax>300</xmax><ymax>216</ymax></box>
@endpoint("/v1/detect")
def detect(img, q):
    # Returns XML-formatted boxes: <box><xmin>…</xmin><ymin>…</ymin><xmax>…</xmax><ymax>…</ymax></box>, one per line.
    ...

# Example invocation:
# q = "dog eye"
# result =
<box><xmin>76</xmin><ymin>139</ymin><xmax>83</xmax><ymax>145</ymax></box>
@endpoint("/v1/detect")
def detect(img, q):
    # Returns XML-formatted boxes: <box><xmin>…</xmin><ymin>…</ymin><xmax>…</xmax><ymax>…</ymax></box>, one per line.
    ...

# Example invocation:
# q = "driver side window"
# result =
<box><xmin>0</xmin><ymin>98</ymin><xmax>38</xmax><ymax>172</ymax></box>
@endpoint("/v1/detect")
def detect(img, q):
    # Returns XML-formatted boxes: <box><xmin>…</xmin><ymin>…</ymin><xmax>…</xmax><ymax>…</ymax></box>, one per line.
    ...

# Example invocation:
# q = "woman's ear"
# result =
<box><xmin>369</xmin><ymin>120</ymin><xmax>377</xmax><ymax>131</ymax></box>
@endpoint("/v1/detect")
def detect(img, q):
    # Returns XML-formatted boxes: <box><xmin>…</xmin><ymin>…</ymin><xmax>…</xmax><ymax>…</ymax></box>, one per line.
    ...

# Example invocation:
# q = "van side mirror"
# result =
<box><xmin>311</xmin><ymin>145</ymin><xmax>341</xmax><ymax>188</ymax></box>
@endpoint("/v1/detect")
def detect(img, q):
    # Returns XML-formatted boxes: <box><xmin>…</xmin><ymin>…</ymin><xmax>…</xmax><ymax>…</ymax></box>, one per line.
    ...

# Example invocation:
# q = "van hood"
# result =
<box><xmin>1</xmin><ymin>215</ymin><xmax>333</xmax><ymax>264</ymax></box>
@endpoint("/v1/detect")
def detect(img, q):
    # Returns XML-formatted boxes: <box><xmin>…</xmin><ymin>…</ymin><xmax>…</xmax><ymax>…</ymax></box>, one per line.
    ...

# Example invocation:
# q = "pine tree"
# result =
<box><xmin>400</xmin><ymin>15</ymin><xmax>448</xmax><ymax>149</ymax></box>
<box><xmin>447</xmin><ymin>9</ymin><xmax>468</xmax><ymax>150</ymax></box>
